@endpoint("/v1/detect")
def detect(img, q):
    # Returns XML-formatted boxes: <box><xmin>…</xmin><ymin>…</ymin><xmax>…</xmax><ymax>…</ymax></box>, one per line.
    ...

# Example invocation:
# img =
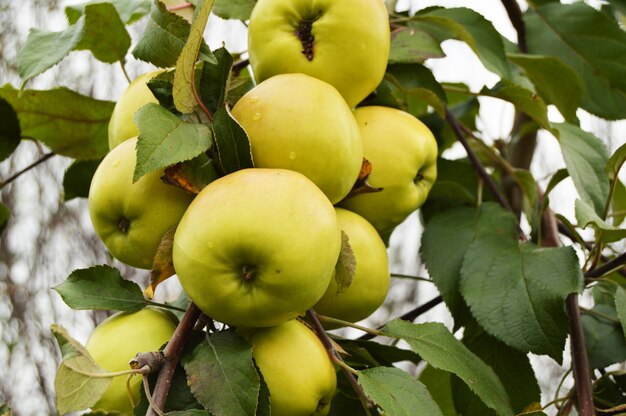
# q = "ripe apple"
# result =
<box><xmin>88</xmin><ymin>137</ymin><xmax>195</xmax><ymax>269</ymax></box>
<box><xmin>108</xmin><ymin>70</ymin><xmax>163</xmax><ymax>150</ymax></box>
<box><xmin>173</xmin><ymin>168</ymin><xmax>342</xmax><ymax>327</ymax></box>
<box><xmin>314</xmin><ymin>208</ymin><xmax>389</xmax><ymax>327</ymax></box>
<box><xmin>247</xmin><ymin>0</ymin><xmax>390</xmax><ymax>108</ymax></box>
<box><xmin>339</xmin><ymin>106</ymin><xmax>438</xmax><ymax>238</ymax></box>
<box><xmin>244</xmin><ymin>319</ymin><xmax>336</xmax><ymax>416</ymax></box>
<box><xmin>231</xmin><ymin>73</ymin><xmax>363</xmax><ymax>204</ymax></box>
<box><xmin>86</xmin><ymin>308</ymin><xmax>177</xmax><ymax>415</ymax></box>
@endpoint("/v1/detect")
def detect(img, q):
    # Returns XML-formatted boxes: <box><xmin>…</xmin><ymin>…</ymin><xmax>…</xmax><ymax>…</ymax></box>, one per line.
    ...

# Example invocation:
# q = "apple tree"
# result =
<box><xmin>1</xmin><ymin>0</ymin><xmax>626</xmax><ymax>415</ymax></box>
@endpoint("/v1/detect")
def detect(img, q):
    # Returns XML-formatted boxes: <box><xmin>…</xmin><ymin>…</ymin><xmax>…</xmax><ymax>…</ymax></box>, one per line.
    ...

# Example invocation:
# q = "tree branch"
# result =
<box><xmin>500</xmin><ymin>0</ymin><xmax>527</xmax><ymax>53</ymax></box>
<box><xmin>0</xmin><ymin>152</ymin><xmax>55</xmax><ymax>190</ymax></box>
<box><xmin>146</xmin><ymin>302</ymin><xmax>201</xmax><ymax>416</ymax></box>
<box><xmin>585</xmin><ymin>251</ymin><xmax>626</xmax><ymax>279</ymax></box>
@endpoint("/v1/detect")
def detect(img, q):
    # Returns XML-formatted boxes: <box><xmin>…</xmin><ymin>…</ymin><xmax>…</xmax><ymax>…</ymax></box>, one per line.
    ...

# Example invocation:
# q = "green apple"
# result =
<box><xmin>88</xmin><ymin>137</ymin><xmax>195</xmax><ymax>269</ymax></box>
<box><xmin>339</xmin><ymin>106</ymin><xmax>438</xmax><ymax>237</ymax></box>
<box><xmin>247</xmin><ymin>0</ymin><xmax>390</xmax><ymax>108</ymax></box>
<box><xmin>314</xmin><ymin>208</ymin><xmax>389</xmax><ymax>327</ymax></box>
<box><xmin>173</xmin><ymin>168</ymin><xmax>342</xmax><ymax>327</ymax></box>
<box><xmin>245</xmin><ymin>319</ymin><xmax>336</xmax><ymax>416</ymax></box>
<box><xmin>231</xmin><ymin>73</ymin><xmax>363</xmax><ymax>204</ymax></box>
<box><xmin>86</xmin><ymin>308</ymin><xmax>177</xmax><ymax>415</ymax></box>
<box><xmin>108</xmin><ymin>70</ymin><xmax>163</xmax><ymax>150</ymax></box>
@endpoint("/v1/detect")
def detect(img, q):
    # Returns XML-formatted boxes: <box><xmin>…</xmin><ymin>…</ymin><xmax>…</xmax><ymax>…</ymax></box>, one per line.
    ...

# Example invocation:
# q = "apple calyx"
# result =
<box><xmin>414</xmin><ymin>171</ymin><xmax>425</xmax><ymax>184</ymax></box>
<box><xmin>117</xmin><ymin>217</ymin><xmax>130</xmax><ymax>233</ymax></box>
<box><xmin>295</xmin><ymin>18</ymin><xmax>317</xmax><ymax>61</ymax></box>
<box><xmin>241</xmin><ymin>264</ymin><xmax>258</xmax><ymax>282</ymax></box>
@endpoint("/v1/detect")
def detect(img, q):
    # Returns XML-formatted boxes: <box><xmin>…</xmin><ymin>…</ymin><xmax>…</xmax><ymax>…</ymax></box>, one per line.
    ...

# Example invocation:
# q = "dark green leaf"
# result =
<box><xmin>63</xmin><ymin>159</ymin><xmax>101</xmax><ymax>201</ymax></box>
<box><xmin>334</xmin><ymin>338</ymin><xmax>421</xmax><ymax>368</ymax></box>
<box><xmin>199</xmin><ymin>47</ymin><xmax>234</xmax><ymax>114</ymax></box>
<box><xmin>575</xmin><ymin>199</ymin><xmax>626</xmax><ymax>243</ymax></box>
<box><xmin>53</xmin><ymin>265</ymin><xmax>146</xmax><ymax>312</ymax></box>
<box><xmin>582</xmin><ymin>304</ymin><xmax>626</xmax><ymax>368</ymax></box>
<box><xmin>389</xmin><ymin>26</ymin><xmax>445</xmax><ymax>64</ymax></box>
<box><xmin>382</xmin><ymin>320</ymin><xmax>513</xmax><ymax>416</ymax></box>
<box><xmin>415</xmin><ymin>8</ymin><xmax>511</xmax><ymax>79</ymax></box>
<box><xmin>557</xmin><ymin>122</ymin><xmax>610</xmax><ymax>215</ymax></box>
<box><xmin>213</xmin><ymin>0</ymin><xmax>255</xmax><ymax>21</ymax></box>
<box><xmin>480</xmin><ymin>81</ymin><xmax>550</xmax><ymax>131</ymax></box>
<box><xmin>0</xmin><ymin>97</ymin><xmax>20</xmax><ymax>161</ymax></box>
<box><xmin>358</xmin><ymin>367</ymin><xmax>443</xmax><ymax>416</ymax></box>
<box><xmin>227</xmin><ymin>66</ymin><xmax>255</xmax><ymax>107</ymax></box>
<box><xmin>212</xmin><ymin>106</ymin><xmax>253</xmax><ymax>174</ymax></box>
<box><xmin>183</xmin><ymin>331</ymin><xmax>261</xmax><ymax>416</ymax></box>
<box><xmin>0</xmin><ymin>203</ymin><xmax>9</xmax><ymax>235</ymax></box>
<box><xmin>162</xmin><ymin>153</ymin><xmax>220</xmax><ymax>194</ymax></box>
<box><xmin>18</xmin><ymin>3</ymin><xmax>130</xmax><ymax>86</ymax></box>
<box><xmin>0</xmin><ymin>404</ymin><xmax>11</xmax><ymax>416</ymax></box>
<box><xmin>330</xmin><ymin>372</ymin><xmax>367</xmax><ymax>416</ymax></box>
<box><xmin>0</xmin><ymin>85</ymin><xmax>113</xmax><ymax>159</ymax></box>
<box><xmin>525</xmin><ymin>2</ymin><xmax>626</xmax><ymax>119</ymax></box>
<box><xmin>384</xmin><ymin>64</ymin><xmax>447</xmax><ymax>116</ymax></box>
<box><xmin>508</xmin><ymin>54</ymin><xmax>582</xmax><ymax>123</ymax></box>
<box><xmin>134</xmin><ymin>103</ymin><xmax>213</xmax><ymax>181</ymax></box>
<box><xmin>611</xmin><ymin>179</ymin><xmax>626</xmax><ymax>226</ymax></box>
<box><xmin>460</xmin><ymin>203</ymin><xmax>583</xmax><ymax>361</ymax></box>
<box><xmin>66</xmin><ymin>0</ymin><xmax>151</xmax><ymax>24</ymax></box>
<box><xmin>419</xmin><ymin>366</ymin><xmax>456</xmax><ymax>416</ymax></box>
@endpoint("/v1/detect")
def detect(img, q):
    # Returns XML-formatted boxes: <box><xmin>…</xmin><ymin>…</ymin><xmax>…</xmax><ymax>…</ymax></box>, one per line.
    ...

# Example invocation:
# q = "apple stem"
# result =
<box><xmin>305</xmin><ymin>309</ymin><xmax>379</xmax><ymax>415</ymax></box>
<box><xmin>146</xmin><ymin>302</ymin><xmax>202</xmax><ymax>416</ymax></box>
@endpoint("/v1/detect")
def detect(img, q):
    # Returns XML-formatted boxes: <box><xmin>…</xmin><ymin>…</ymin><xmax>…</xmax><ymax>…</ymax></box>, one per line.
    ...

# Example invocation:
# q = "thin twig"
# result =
<box><xmin>306</xmin><ymin>310</ymin><xmax>377</xmax><ymax>416</ymax></box>
<box><xmin>146</xmin><ymin>303</ymin><xmax>201</xmax><ymax>416</ymax></box>
<box><xmin>585</xmin><ymin>251</ymin><xmax>626</xmax><ymax>279</ymax></box>
<box><xmin>232</xmin><ymin>59</ymin><xmax>250</xmax><ymax>76</ymax></box>
<box><xmin>0</xmin><ymin>152</ymin><xmax>55</xmax><ymax>190</ymax></box>
<box><xmin>500</xmin><ymin>0</ymin><xmax>527</xmax><ymax>52</ymax></box>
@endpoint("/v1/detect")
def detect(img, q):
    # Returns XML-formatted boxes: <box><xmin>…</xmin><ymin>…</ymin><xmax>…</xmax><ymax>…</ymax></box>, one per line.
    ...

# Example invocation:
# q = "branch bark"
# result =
<box><xmin>0</xmin><ymin>151</ymin><xmax>55</xmax><ymax>190</ymax></box>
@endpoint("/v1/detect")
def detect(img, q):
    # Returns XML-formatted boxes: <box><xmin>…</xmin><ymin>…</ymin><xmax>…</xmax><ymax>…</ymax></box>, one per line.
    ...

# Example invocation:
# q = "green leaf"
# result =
<box><xmin>607</xmin><ymin>142</ymin><xmax>626</xmax><ymax>179</ymax></box>
<box><xmin>575</xmin><ymin>199</ymin><xmax>626</xmax><ymax>243</ymax></box>
<box><xmin>51</xmin><ymin>324</ymin><xmax>112</xmax><ymax>414</ymax></box>
<box><xmin>132</xmin><ymin>1</ymin><xmax>213</xmax><ymax>68</ymax></box>
<box><xmin>53</xmin><ymin>265</ymin><xmax>147</xmax><ymax>312</ymax></box>
<box><xmin>389</xmin><ymin>26</ymin><xmax>445</xmax><ymax>64</ymax></box>
<box><xmin>213</xmin><ymin>0</ymin><xmax>255</xmax><ymax>21</ymax></box>
<box><xmin>460</xmin><ymin>204</ymin><xmax>583</xmax><ymax>361</ymax></box>
<box><xmin>480</xmin><ymin>81</ymin><xmax>550</xmax><ymax>131</ymax></box>
<box><xmin>335</xmin><ymin>338</ymin><xmax>421</xmax><ymax>368</ymax></box>
<box><xmin>63</xmin><ymin>159</ymin><xmax>101</xmax><ymax>201</ymax></box>
<box><xmin>419</xmin><ymin>366</ymin><xmax>456</xmax><ymax>416</ymax></box>
<box><xmin>415</xmin><ymin>7</ymin><xmax>511</xmax><ymax>79</ymax></box>
<box><xmin>333</xmin><ymin>231</ymin><xmax>357</xmax><ymax>294</ymax></box>
<box><xmin>162</xmin><ymin>153</ymin><xmax>220</xmax><ymax>194</ymax></box>
<box><xmin>615</xmin><ymin>286</ymin><xmax>626</xmax><ymax>343</ymax></box>
<box><xmin>18</xmin><ymin>3</ymin><xmax>130</xmax><ymax>86</ymax></box>
<box><xmin>212</xmin><ymin>106</ymin><xmax>253</xmax><ymax>174</ymax></box>
<box><xmin>525</xmin><ymin>2</ymin><xmax>626</xmax><ymax>119</ymax></box>
<box><xmin>0</xmin><ymin>85</ymin><xmax>114</xmax><ymax>159</ymax></box>
<box><xmin>611</xmin><ymin>179</ymin><xmax>626</xmax><ymax>226</ymax></box>
<box><xmin>182</xmin><ymin>331</ymin><xmax>262</xmax><ymax>416</ymax></box>
<box><xmin>382</xmin><ymin>320</ymin><xmax>514</xmax><ymax>416</ymax></box>
<box><xmin>384</xmin><ymin>64</ymin><xmax>447</xmax><ymax>116</ymax></box>
<box><xmin>134</xmin><ymin>103</ymin><xmax>213</xmax><ymax>181</ymax></box>
<box><xmin>582</xmin><ymin>304</ymin><xmax>626</xmax><ymax>368</ymax></box>
<box><xmin>173</xmin><ymin>0</ymin><xmax>217</xmax><ymax>113</ymax></box>
<box><xmin>0</xmin><ymin>203</ymin><xmax>9</xmax><ymax>235</ymax></box>
<box><xmin>66</xmin><ymin>0</ymin><xmax>151</xmax><ymax>24</ymax></box>
<box><xmin>507</xmin><ymin>54</ymin><xmax>582</xmax><ymax>123</ymax></box>
<box><xmin>198</xmin><ymin>47</ymin><xmax>234</xmax><ymax>114</ymax></box>
<box><xmin>557</xmin><ymin>122</ymin><xmax>610</xmax><ymax>215</ymax></box>
<box><xmin>358</xmin><ymin>367</ymin><xmax>444</xmax><ymax>416</ymax></box>
<box><xmin>0</xmin><ymin>97</ymin><xmax>20</xmax><ymax>162</ymax></box>
<box><xmin>0</xmin><ymin>404</ymin><xmax>12</xmax><ymax>416</ymax></box>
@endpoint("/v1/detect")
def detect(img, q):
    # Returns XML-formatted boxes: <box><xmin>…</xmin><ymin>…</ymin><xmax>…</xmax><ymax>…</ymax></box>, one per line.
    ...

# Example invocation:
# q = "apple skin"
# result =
<box><xmin>86</xmin><ymin>308</ymin><xmax>177</xmax><ymax>415</ymax></box>
<box><xmin>244</xmin><ymin>319</ymin><xmax>337</xmax><ymax>416</ymax></box>
<box><xmin>339</xmin><ymin>106</ymin><xmax>438</xmax><ymax>238</ymax></box>
<box><xmin>231</xmin><ymin>73</ymin><xmax>363</xmax><ymax>204</ymax></box>
<box><xmin>108</xmin><ymin>70</ymin><xmax>162</xmax><ymax>150</ymax></box>
<box><xmin>173</xmin><ymin>168</ymin><xmax>342</xmax><ymax>328</ymax></box>
<box><xmin>314</xmin><ymin>208</ymin><xmax>389</xmax><ymax>327</ymax></box>
<box><xmin>247</xmin><ymin>0</ymin><xmax>390</xmax><ymax>108</ymax></box>
<box><xmin>88</xmin><ymin>137</ymin><xmax>195</xmax><ymax>269</ymax></box>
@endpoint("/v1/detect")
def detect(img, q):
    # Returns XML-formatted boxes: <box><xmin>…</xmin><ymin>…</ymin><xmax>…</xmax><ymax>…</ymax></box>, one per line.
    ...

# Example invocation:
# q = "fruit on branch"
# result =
<box><xmin>108</xmin><ymin>70</ymin><xmax>163</xmax><ymax>150</ymax></box>
<box><xmin>86</xmin><ymin>308</ymin><xmax>177</xmax><ymax>415</ymax></box>
<box><xmin>339</xmin><ymin>106</ymin><xmax>438</xmax><ymax>238</ymax></box>
<box><xmin>242</xmin><ymin>319</ymin><xmax>337</xmax><ymax>416</ymax></box>
<box><xmin>231</xmin><ymin>73</ymin><xmax>363</xmax><ymax>204</ymax></box>
<box><xmin>314</xmin><ymin>208</ymin><xmax>389</xmax><ymax>327</ymax></box>
<box><xmin>247</xmin><ymin>0</ymin><xmax>390</xmax><ymax>108</ymax></box>
<box><xmin>173</xmin><ymin>168</ymin><xmax>342</xmax><ymax>327</ymax></box>
<box><xmin>88</xmin><ymin>137</ymin><xmax>195</xmax><ymax>269</ymax></box>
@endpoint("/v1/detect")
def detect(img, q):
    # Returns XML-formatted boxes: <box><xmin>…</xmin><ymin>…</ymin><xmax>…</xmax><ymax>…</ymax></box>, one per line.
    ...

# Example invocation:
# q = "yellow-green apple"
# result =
<box><xmin>88</xmin><ymin>137</ymin><xmax>195</xmax><ymax>269</ymax></box>
<box><xmin>247</xmin><ymin>0</ymin><xmax>390</xmax><ymax>108</ymax></box>
<box><xmin>108</xmin><ymin>70</ymin><xmax>163</xmax><ymax>150</ymax></box>
<box><xmin>173</xmin><ymin>168</ymin><xmax>341</xmax><ymax>327</ymax></box>
<box><xmin>86</xmin><ymin>308</ymin><xmax>177</xmax><ymax>415</ymax></box>
<box><xmin>314</xmin><ymin>208</ymin><xmax>389</xmax><ymax>327</ymax></box>
<box><xmin>231</xmin><ymin>73</ymin><xmax>363</xmax><ymax>204</ymax></box>
<box><xmin>244</xmin><ymin>319</ymin><xmax>336</xmax><ymax>416</ymax></box>
<box><xmin>160</xmin><ymin>0</ymin><xmax>194</xmax><ymax>23</ymax></box>
<box><xmin>340</xmin><ymin>106</ymin><xmax>438</xmax><ymax>238</ymax></box>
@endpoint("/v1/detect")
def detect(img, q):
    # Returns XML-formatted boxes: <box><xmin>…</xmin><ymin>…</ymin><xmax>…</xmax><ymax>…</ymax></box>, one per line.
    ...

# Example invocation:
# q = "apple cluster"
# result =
<box><xmin>84</xmin><ymin>0</ymin><xmax>438</xmax><ymax>414</ymax></box>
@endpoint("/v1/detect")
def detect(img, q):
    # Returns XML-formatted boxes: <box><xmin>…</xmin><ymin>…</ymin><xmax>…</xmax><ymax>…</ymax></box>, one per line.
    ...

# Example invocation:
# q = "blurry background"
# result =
<box><xmin>1</xmin><ymin>0</ymin><xmax>624</xmax><ymax>414</ymax></box>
